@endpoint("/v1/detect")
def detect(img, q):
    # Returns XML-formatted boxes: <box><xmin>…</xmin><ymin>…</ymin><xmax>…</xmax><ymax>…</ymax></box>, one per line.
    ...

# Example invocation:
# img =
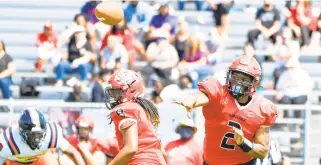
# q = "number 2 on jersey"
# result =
<box><xmin>220</xmin><ymin>120</ymin><xmax>242</xmax><ymax>150</ymax></box>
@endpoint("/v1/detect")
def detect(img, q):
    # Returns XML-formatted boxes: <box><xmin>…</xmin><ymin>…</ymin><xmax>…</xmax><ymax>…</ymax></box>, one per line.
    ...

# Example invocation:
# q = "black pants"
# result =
<box><xmin>203</xmin><ymin>159</ymin><xmax>257</xmax><ymax>165</ymax></box>
<box><xmin>247</xmin><ymin>29</ymin><xmax>280</xmax><ymax>47</ymax></box>
<box><xmin>213</xmin><ymin>1</ymin><xmax>234</xmax><ymax>26</ymax></box>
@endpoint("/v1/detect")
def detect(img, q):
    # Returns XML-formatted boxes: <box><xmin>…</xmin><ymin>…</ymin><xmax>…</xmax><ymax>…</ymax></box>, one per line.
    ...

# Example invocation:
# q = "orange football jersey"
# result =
<box><xmin>110</xmin><ymin>102</ymin><xmax>166</xmax><ymax>165</ymax></box>
<box><xmin>198</xmin><ymin>77</ymin><xmax>277</xmax><ymax>165</ymax></box>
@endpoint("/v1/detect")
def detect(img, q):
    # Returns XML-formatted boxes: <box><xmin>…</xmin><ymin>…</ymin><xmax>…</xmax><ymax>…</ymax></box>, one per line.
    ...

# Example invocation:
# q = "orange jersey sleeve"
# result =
<box><xmin>198</xmin><ymin>76</ymin><xmax>224</xmax><ymax>102</ymax></box>
<box><xmin>260</xmin><ymin>100</ymin><xmax>278</xmax><ymax>127</ymax></box>
<box><xmin>110</xmin><ymin>107</ymin><xmax>138</xmax><ymax>132</ymax></box>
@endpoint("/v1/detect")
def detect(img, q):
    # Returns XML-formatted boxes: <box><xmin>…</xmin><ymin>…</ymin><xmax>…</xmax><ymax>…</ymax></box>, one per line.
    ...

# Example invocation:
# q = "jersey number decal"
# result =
<box><xmin>220</xmin><ymin>120</ymin><xmax>242</xmax><ymax>150</ymax></box>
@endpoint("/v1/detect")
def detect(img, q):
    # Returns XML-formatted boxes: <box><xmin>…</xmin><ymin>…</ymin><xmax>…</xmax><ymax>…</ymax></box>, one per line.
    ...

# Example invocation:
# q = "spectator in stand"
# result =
<box><xmin>165</xmin><ymin>118</ymin><xmax>203</xmax><ymax>165</ymax></box>
<box><xmin>100</xmin><ymin>20</ymin><xmax>143</xmax><ymax>69</ymax></box>
<box><xmin>174</xmin><ymin>18</ymin><xmax>190</xmax><ymax>61</ymax></box>
<box><xmin>123</xmin><ymin>0</ymin><xmax>154</xmax><ymax>40</ymax></box>
<box><xmin>35</xmin><ymin>20</ymin><xmax>59</xmax><ymax>72</ymax></box>
<box><xmin>55</xmin><ymin>26</ymin><xmax>95</xmax><ymax>86</ymax></box>
<box><xmin>65</xmin><ymin>81</ymin><xmax>89</xmax><ymax>102</ymax></box>
<box><xmin>247</xmin><ymin>0</ymin><xmax>281</xmax><ymax>49</ymax></box>
<box><xmin>0</xmin><ymin>41</ymin><xmax>15</xmax><ymax>99</ymax></box>
<box><xmin>178</xmin><ymin>75</ymin><xmax>194</xmax><ymax>89</ymax></box>
<box><xmin>80</xmin><ymin>0</ymin><xmax>101</xmax><ymax>24</ymax></box>
<box><xmin>146</xmin><ymin>2</ymin><xmax>177</xmax><ymax>45</ymax></box>
<box><xmin>150</xmin><ymin>76</ymin><xmax>181</xmax><ymax>104</ymax></box>
<box><xmin>91</xmin><ymin>69</ymin><xmax>110</xmax><ymax>102</ymax></box>
<box><xmin>74</xmin><ymin>14</ymin><xmax>96</xmax><ymax>51</ymax></box>
<box><xmin>287</xmin><ymin>0</ymin><xmax>318</xmax><ymax>48</ymax></box>
<box><xmin>144</xmin><ymin>32</ymin><xmax>179</xmax><ymax>80</ymax></box>
<box><xmin>100</xmin><ymin>35</ymin><xmax>129</xmax><ymax>70</ymax></box>
<box><xmin>207</xmin><ymin>0</ymin><xmax>234</xmax><ymax>38</ymax></box>
<box><xmin>178</xmin><ymin>35</ymin><xmax>212</xmax><ymax>86</ymax></box>
<box><xmin>272</xmin><ymin>28</ymin><xmax>300</xmax><ymax>88</ymax></box>
<box><xmin>275</xmin><ymin>58</ymin><xmax>312</xmax><ymax>106</ymax></box>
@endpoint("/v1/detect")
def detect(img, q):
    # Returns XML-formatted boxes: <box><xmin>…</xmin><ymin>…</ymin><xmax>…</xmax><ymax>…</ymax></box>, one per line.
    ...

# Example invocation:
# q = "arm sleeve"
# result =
<box><xmin>55</xmin><ymin>123</ymin><xmax>71</xmax><ymax>151</ymax></box>
<box><xmin>261</xmin><ymin>102</ymin><xmax>278</xmax><ymax>126</ymax></box>
<box><xmin>255</xmin><ymin>9</ymin><xmax>261</xmax><ymax>20</ymax></box>
<box><xmin>197</xmin><ymin>76</ymin><xmax>223</xmax><ymax>102</ymax></box>
<box><xmin>111</xmin><ymin>108</ymin><xmax>138</xmax><ymax>131</ymax></box>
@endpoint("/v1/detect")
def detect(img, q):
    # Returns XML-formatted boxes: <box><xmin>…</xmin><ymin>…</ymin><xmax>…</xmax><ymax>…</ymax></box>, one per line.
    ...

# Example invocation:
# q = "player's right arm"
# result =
<box><xmin>173</xmin><ymin>77</ymin><xmax>222</xmax><ymax>118</ymax></box>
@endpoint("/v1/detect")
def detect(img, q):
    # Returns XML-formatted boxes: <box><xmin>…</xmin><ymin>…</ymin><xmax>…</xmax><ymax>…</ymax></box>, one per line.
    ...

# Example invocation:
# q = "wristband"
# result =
<box><xmin>238</xmin><ymin>138</ymin><xmax>253</xmax><ymax>152</ymax></box>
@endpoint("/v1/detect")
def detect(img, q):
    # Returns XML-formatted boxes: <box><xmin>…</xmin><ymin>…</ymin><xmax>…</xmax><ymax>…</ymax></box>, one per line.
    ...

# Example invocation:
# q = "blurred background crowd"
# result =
<box><xmin>1</xmin><ymin>0</ymin><xmax>321</xmax><ymax>164</ymax></box>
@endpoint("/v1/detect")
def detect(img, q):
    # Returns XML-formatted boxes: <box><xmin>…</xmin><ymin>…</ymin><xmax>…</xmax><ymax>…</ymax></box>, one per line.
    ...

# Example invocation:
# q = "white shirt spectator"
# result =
<box><xmin>101</xmin><ymin>43</ymin><xmax>129</xmax><ymax>70</ymax></box>
<box><xmin>276</xmin><ymin>61</ymin><xmax>313</xmax><ymax>98</ymax></box>
<box><xmin>147</xmin><ymin>40</ymin><xmax>179</xmax><ymax>69</ymax></box>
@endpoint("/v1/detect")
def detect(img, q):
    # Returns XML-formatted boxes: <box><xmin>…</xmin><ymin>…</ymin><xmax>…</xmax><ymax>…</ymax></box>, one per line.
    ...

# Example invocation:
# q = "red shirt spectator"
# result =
<box><xmin>99</xmin><ymin>20</ymin><xmax>135</xmax><ymax>53</ymax></box>
<box><xmin>36</xmin><ymin>21</ymin><xmax>58</xmax><ymax>48</ymax></box>
<box><xmin>165</xmin><ymin>118</ymin><xmax>203</xmax><ymax>165</ymax></box>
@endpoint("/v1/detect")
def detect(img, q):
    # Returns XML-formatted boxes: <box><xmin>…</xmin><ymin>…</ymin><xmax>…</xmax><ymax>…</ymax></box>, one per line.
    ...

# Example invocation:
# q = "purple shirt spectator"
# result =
<box><xmin>80</xmin><ymin>1</ymin><xmax>101</xmax><ymax>24</ymax></box>
<box><xmin>150</xmin><ymin>14</ymin><xmax>177</xmax><ymax>35</ymax></box>
<box><xmin>184</xmin><ymin>50</ymin><xmax>206</xmax><ymax>62</ymax></box>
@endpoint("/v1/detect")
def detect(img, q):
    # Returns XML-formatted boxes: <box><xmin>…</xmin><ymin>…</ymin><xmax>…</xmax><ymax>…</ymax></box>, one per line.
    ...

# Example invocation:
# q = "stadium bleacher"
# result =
<box><xmin>1</xmin><ymin>0</ymin><xmax>321</xmax><ymax>164</ymax></box>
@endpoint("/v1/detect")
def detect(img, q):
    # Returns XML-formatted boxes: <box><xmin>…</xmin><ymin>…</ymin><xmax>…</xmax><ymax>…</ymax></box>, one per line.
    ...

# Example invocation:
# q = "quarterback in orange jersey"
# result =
<box><xmin>104</xmin><ymin>69</ymin><xmax>167</xmax><ymax>165</ymax></box>
<box><xmin>65</xmin><ymin>115</ymin><xmax>117</xmax><ymax>165</ymax></box>
<box><xmin>174</xmin><ymin>56</ymin><xmax>278</xmax><ymax>165</ymax></box>
<box><xmin>0</xmin><ymin>108</ymin><xmax>85</xmax><ymax>165</ymax></box>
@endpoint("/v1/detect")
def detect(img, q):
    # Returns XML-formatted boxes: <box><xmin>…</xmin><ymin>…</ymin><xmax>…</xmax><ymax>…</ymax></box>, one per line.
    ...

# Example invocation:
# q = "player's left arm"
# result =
<box><xmin>233</xmin><ymin>125</ymin><xmax>270</xmax><ymax>160</ymax></box>
<box><xmin>108</xmin><ymin>118</ymin><xmax>138</xmax><ymax>165</ymax></box>
<box><xmin>234</xmin><ymin>102</ymin><xmax>277</xmax><ymax>160</ymax></box>
<box><xmin>249</xmin><ymin>126</ymin><xmax>270</xmax><ymax>160</ymax></box>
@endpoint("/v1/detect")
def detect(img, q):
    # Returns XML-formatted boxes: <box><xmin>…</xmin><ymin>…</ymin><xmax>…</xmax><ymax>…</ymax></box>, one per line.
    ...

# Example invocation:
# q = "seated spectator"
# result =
<box><xmin>273</xmin><ymin>28</ymin><xmax>300</xmax><ymax>88</ymax></box>
<box><xmin>165</xmin><ymin>118</ymin><xmax>203</xmax><ymax>165</ymax></box>
<box><xmin>74</xmin><ymin>14</ymin><xmax>96</xmax><ymax>51</ymax></box>
<box><xmin>146</xmin><ymin>2</ymin><xmax>177</xmax><ymax>45</ymax></box>
<box><xmin>91</xmin><ymin>69</ymin><xmax>111</xmax><ymax>102</ymax></box>
<box><xmin>100</xmin><ymin>35</ymin><xmax>129</xmax><ymax>70</ymax></box>
<box><xmin>123</xmin><ymin>0</ymin><xmax>154</xmax><ymax>39</ymax></box>
<box><xmin>100</xmin><ymin>20</ymin><xmax>141</xmax><ymax>69</ymax></box>
<box><xmin>178</xmin><ymin>35</ymin><xmax>212</xmax><ymax>85</ymax></box>
<box><xmin>174</xmin><ymin>18</ymin><xmax>190</xmax><ymax>61</ymax></box>
<box><xmin>35</xmin><ymin>20</ymin><xmax>60</xmax><ymax>72</ymax></box>
<box><xmin>287</xmin><ymin>0</ymin><xmax>318</xmax><ymax>48</ymax></box>
<box><xmin>144</xmin><ymin>32</ymin><xmax>179</xmax><ymax>80</ymax></box>
<box><xmin>150</xmin><ymin>76</ymin><xmax>181</xmax><ymax>104</ymax></box>
<box><xmin>207</xmin><ymin>0</ymin><xmax>234</xmax><ymax>38</ymax></box>
<box><xmin>65</xmin><ymin>81</ymin><xmax>89</xmax><ymax>102</ymax></box>
<box><xmin>247</xmin><ymin>0</ymin><xmax>281</xmax><ymax>49</ymax></box>
<box><xmin>0</xmin><ymin>41</ymin><xmax>15</xmax><ymax>99</ymax></box>
<box><xmin>275</xmin><ymin>58</ymin><xmax>312</xmax><ymax>105</ymax></box>
<box><xmin>55</xmin><ymin>26</ymin><xmax>95</xmax><ymax>86</ymax></box>
<box><xmin>178</xmin><ymin>75</ymin><xmax>193</xmax><ymax>89</ymax></box>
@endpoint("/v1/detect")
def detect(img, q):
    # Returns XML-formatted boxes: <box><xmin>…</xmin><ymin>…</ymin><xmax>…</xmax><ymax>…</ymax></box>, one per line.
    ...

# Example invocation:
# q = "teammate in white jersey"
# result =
<box><xmin>0</xmin><ymin>107</ymin><xmax>85</xmax><ymax>165</ymax></box>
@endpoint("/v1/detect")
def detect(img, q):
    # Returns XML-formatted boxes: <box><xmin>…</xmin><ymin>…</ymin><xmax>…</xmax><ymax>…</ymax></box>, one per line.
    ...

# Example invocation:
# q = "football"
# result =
<box><xmin>95</xmin><ymin>1</ymin><xmax>124</xmax><ymax>25</ymax></box>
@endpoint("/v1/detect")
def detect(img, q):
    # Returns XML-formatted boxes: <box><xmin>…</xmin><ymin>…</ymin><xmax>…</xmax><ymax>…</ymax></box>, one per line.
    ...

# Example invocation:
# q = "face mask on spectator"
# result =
<box><xmin>178</xmin><ymin>126</ymin><xmax>194</xmax><ymax>140</ymax></box>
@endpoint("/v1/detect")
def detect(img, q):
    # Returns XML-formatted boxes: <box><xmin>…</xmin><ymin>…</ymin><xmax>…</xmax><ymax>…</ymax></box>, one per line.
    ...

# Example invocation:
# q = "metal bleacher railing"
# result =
<box><xmin>0</xmin><ymin>93</ymin><xmax>320</xmax><ymax>165</ymax></box>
